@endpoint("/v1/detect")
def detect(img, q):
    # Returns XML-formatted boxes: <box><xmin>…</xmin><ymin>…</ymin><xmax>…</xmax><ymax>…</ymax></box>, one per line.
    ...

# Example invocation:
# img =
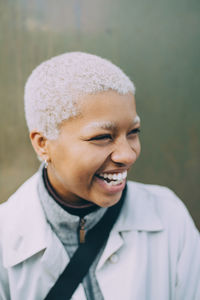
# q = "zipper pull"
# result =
<box><xmin>79</xmin><ymin>217</ymin><xmax>86</xmax><ymax>244</ymax></box>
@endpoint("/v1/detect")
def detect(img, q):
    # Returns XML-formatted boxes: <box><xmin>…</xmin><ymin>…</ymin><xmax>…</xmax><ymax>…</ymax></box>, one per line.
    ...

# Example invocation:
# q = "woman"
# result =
<box><xmin>0</xmin><ymin>52</ymin><xmax>199</xmax><ymax>300</ymax></box>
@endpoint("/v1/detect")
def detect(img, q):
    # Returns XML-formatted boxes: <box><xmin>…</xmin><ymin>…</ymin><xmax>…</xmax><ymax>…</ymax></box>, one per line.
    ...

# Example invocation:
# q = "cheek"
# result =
<box><xmin>136</xmin><ymin>139</ymin><xmax>141</xmax><ymax>156</ymax></box>
<box><xmin>51</xmin><ymin>141</ymin><xmax>111</xmax><ymax>184</ymax></box>
<box><xmin>66</xmin><ymin>147</ymin><xmax>109</xmax><ymax>178</ymax></box>
<box><xmin>130</xmin><ymin>139</ymin><xmax>141</xmax><ymax>161</ymax></box>
<box><xmin>78</xmin><ymin>150</ymin><xmax>110</xmax><ymax>174</ymax></box>
<box><xmin>130</xmin><ymin>137</ymin><xmax>141</xmax><ymax>155</ymax></box>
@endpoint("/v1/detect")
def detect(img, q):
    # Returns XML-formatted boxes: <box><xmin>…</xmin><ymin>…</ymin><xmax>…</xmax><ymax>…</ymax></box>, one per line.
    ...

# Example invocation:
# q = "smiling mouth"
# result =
<box><xmin>96</xmin><ymin>170</ymin><xmax>127</xmax><ymax>186</ymax></box>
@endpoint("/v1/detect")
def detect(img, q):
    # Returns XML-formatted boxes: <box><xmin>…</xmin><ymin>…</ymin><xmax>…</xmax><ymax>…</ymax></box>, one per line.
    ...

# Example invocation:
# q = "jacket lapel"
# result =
<box><xmin>1</xmin><ymin>173</ymin><xmax>68</xmax><ymax>276</ymax></box>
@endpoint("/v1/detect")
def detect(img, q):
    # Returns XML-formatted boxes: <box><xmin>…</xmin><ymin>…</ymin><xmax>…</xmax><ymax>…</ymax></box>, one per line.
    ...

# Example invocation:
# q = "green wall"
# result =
<box><xmin>0</xmin><ymin>0</ymin><xmax>199</xmax><ymax>229</ymax></box>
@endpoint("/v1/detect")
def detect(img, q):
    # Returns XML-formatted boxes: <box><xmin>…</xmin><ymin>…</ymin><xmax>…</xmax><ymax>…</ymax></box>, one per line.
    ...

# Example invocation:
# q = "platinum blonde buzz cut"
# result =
<box><xmin>24</xmin><ymin>51</ymin><xmax>136</xmax><ymax>140</ymax></box>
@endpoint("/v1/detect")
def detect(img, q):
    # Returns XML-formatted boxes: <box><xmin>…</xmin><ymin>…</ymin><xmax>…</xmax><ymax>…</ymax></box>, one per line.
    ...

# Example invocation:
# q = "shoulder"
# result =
<box><xmin>125</xmin><ymin>181</ymin><xmax>200</xmax><ymax>260</ymax></box>
<box><xmin>127</xmin><ymin>180</ymin><xmax>188</xmax><ymax>212</ymax></box>
<box><xmin>0</xmin><ymin>172</ymin><xmax>39</xmax><ymax>229</ymax></box>
<box><xmin>126</xmin><ymin>181</ymin><xmax>197</xmax><ymax>232</ymax></box>
<box><xmin>127</xmin><ymin>180</ymin><xmax>181</xmax><ymax>202</ymax></box>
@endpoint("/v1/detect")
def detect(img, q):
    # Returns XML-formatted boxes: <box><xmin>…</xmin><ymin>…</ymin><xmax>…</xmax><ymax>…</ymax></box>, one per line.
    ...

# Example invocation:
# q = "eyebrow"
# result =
<box><xmin>85</xmin><ymin>115</ymin><xmax>141</xmax><ymax>131</ymax></box>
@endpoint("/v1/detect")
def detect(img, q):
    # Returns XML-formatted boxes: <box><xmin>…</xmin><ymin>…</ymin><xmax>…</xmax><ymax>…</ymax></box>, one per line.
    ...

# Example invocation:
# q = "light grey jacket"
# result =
<box><xmin>0</xmin><ymin>172</ymin><xmax>200</xmax><ymax>300</ymax></box>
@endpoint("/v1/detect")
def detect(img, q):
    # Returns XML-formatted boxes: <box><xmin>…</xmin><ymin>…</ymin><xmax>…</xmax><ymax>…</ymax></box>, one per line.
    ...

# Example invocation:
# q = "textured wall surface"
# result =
<box><xmin>0</xmin><ymin>0</ymin><xmax>199</xmax><ymax>229</ymax></box>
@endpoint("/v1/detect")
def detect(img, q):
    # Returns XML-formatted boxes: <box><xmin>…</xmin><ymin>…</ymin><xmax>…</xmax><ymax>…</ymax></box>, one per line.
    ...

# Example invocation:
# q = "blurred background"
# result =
<box><xmin>0</xmin><ymin>0</ymin><xmax>199</xmax><ymax>229</ymax></box>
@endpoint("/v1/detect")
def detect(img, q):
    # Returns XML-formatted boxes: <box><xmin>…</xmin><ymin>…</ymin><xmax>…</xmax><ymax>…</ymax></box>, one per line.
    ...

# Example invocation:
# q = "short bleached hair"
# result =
<box><xmin>24</xmin><ymin>51</ymin><xmax>135</xmax><ymax>139</ymax></box>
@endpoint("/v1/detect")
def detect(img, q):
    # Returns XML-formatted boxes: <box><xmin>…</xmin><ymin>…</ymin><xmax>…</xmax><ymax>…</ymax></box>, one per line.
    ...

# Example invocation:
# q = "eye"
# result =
<box><xmin>90</xmin><ymin>134</ymin><xmax>112</xmax><ymax>141</ymax></box>
<box><xmin>128</xmin><ymin>127</ymin><xmax>141</xmax><ymax>135</ymax></box>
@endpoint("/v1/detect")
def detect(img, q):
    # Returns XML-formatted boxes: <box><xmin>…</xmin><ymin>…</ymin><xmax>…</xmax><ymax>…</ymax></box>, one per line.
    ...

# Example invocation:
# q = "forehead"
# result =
<box><xmin>79</xmin><ymin>90</ymin><xmax>136</xmax><ymax>114</ymax></box>
<box><xmin>78</xmin><ymin>91</ymin><xmax>138</xmax><ymax>126</ymax></box>
<box><xmin>60</xmin><ymin>90</ymin><xmax>138</xmax><ymax>134</ymax></box>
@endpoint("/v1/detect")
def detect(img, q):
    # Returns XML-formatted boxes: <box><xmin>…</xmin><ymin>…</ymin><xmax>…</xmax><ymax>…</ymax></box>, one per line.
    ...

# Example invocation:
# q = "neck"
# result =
<box><xmin>42</xmin><ymin>167</ymin><xmax>98</xmax><ymax>216</ymax></box>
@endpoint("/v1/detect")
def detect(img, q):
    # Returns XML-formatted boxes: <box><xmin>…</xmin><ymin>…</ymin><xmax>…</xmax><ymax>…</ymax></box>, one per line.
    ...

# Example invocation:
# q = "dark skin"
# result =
<box><xmin>30</xmin><ymin>90</ymin><xmax>141</xmax><ymax>208</ymax></box>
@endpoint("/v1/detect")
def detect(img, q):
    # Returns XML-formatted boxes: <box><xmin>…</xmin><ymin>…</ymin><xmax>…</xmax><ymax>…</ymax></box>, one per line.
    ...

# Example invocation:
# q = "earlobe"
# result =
<box><xmin>30</xmin><ymin>131</ymin><xmax>50</xmax><ymax>161</ymax></box>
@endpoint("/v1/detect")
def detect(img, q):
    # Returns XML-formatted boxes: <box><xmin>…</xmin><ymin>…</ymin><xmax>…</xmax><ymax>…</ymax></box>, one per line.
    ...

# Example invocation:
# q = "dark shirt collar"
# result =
<box><xmin>42</xmin><ymin>167</ymin><xmax>99</xmax><ymax>217</ymax></box>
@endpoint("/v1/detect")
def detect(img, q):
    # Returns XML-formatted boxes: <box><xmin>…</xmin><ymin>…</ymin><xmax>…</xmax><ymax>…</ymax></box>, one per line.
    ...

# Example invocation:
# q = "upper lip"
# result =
<box><xmin>96</xmin><ymin>168</ymin><xmax>129</xmax><ymax>174</ymax></box>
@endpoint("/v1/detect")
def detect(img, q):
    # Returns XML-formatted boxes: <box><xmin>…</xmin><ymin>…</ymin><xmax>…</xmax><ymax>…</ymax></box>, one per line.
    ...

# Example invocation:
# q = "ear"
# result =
<box><xmin>30</xmin><ymin>131</ymin><xmax>50</xmax><ymax>162</ymax></box>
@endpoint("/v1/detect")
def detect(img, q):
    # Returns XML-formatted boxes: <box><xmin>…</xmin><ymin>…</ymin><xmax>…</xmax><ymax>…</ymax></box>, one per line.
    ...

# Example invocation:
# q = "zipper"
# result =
<box><xmin>79</xmin><ymin>217</ymin><xmax>86</xmax><ymax>244</ymax></box>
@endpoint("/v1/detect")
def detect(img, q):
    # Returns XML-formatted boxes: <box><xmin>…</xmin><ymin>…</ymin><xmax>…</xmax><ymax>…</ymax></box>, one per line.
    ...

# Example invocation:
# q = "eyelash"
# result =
<box><xmin>90</xmin><ymin>128</ymin><xmax>141</xmax><ymax>141</ymax></box>
<box><xmin>129</xmin><ymin>128</ymin><xmax>141</xmax><ymax>135</ymax></box>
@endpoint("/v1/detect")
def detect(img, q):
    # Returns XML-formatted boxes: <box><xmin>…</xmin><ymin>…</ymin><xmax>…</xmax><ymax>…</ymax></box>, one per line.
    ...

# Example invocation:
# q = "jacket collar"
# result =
<box><xmin>114</xmin><ymin>181</ymin><xmax>164</xmax><ymax>232</ymax></box>
<box><xmin>96</xmin><ymin>181</ymin><xmax>164</xmax><ymax>270</ymax></box>
<box><xmin>1</xmin><ymin>174</ymin><xmax>163</xmax><ymax>268</ymax></box>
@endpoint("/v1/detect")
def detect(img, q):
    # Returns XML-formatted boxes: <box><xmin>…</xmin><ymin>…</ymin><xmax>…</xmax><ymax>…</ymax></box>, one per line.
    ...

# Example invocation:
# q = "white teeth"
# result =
<box><xmin>122</xmin><ymin>171</ymin><xmax>127</xmax><ymax>179</ymax></box>
<box><xmin>117</xmin><ymin>173</ymin><xmax>122</xmax><ymax>180</ymax></box>
<box><xmin>99</xmin><ymin>170</ymin><xmax>127</xmax><ymax>182</ymax></box>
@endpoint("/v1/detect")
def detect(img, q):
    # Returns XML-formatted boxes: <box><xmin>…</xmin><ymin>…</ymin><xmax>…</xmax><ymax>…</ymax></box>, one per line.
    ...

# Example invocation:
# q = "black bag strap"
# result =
<box><xmin>45</xmin><ymin>186</ymin><xmax>127</xmax><ymax>300</ymax></box>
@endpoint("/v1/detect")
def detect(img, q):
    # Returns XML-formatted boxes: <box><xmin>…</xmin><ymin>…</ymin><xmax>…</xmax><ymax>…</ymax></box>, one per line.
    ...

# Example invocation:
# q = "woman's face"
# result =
<box><xmin>46</xmin><ymin>90</ymin><xmax>141</xmax><ymax>207</ymax></box>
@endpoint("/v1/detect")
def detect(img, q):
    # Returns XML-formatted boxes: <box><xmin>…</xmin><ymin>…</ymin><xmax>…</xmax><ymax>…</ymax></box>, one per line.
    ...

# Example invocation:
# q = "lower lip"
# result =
<box><xmin>95</xmin><ymin>176</ymin><xmax>126</xmax><ymax>194</ymax></box>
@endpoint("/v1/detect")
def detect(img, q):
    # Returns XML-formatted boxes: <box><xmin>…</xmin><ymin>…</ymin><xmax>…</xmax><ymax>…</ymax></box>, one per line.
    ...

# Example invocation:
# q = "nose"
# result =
<box><xmin>111</xmin><ymin>138</ymin><xmax>139</xmax><ymax>166</ymax></box>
